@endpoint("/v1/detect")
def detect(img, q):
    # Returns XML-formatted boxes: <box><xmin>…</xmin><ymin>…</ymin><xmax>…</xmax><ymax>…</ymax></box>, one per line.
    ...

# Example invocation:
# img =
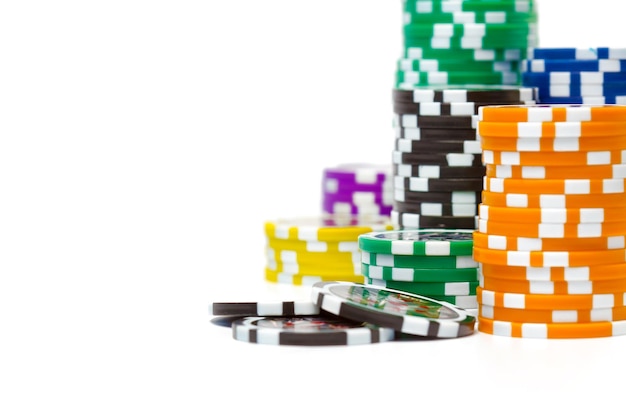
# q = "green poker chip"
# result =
<box><xmin>403</xmin><ymin>11</ymin><xmax>538</xmax><ymax>24</ymax></box>
<box><xmin>361</xmin><ymin>263</ymin><xmax>478</xmax><ymax>283</ymax></box>
<box><xmin>404</xmin><ymin>46</ymin><xmax>526</xmax><ymax>61</ymax></box>
<box><xmin>403</xmin><ymin>22</ymin><xmax>536</xmax><ymax>38</ymax></box>
<box><xmin>361</xmin><ymin>250</ymin><xmax>478</xmax><ymax>269</ymax></box>
<box><xmin>397</xmin><ymin>58</ymin><xmax>521</xmax><ymax>72</ymax></box>
<box><xmin>358</xmin><ymin>229</ymin><xmax>474</xmax><ymax>256</ymax></box>
<box><xmin>403</xmin><ymin>0</ymin><xmax>537</xmax><ymax>14</ymax></box>
<box><xmin>396</xmin><ymin>69</ymin><xmax>519</xmax><ymax>86</ymax></box>
<box><xmin>366</xmin><ymin>277</ymin><xmax>478</xmax><ymax>297</ymax></box>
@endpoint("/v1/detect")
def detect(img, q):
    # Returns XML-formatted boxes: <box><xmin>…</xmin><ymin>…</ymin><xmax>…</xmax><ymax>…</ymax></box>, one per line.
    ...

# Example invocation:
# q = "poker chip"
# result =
<box><xmin>391</xmin><ymin>210</ymin><xmax>478</xmax><ymax>229</ymax></box>
<box><xmin>478</xmin><ymin>103</ymin><xmax>626</xmax><ymax>122</ymax></box>
<box><xmin>481</xmin><ymin>190</ymin><xmax>626</xmax><ymax>208</ymax></box>
<box><xmin>264</xmin><ymin>214</ymin><xmax>393</xmax><ymax>242</ymax></box>
<box><xmin>394</xmin><ymin>163</ymin><xmax>486</xmax><ymax>179</ymax></box>
<box><xmin>479</xmin><ymin>304</ymin><xmax>626</xmax><ymax>324</ymax></box>
<box><xmin>358</xmin><ymin>229</ymin><xmax>475</xmax><ymax>256</ymax></box>
<box><xmin>478</xmin><ymin>274</ymin><xmax>626</xmax><ymax>295</ymax></box>
<box><xmin>361</xmin><ymin>263</ymin><xmax>478</xmax><ymax>283</ymax></box>
<box><xmin>403</xmin><ymin>34</ymin><xmax>538</xmax><ymax>50</ymax></box>
<box><xmin>479</xmin><ymin>134</ymin><xmax>626</xmax><ymax>152</ymax></box>
<box><xmin>473</xmin><ymin>246</ymin><xmax>626</xmax><ymax>268</ymax></box>
<box><xmin>393</xmin><ymin>150</ymin><xmax>484</xmax><ymax>167</ymax></box>
<box><xmin>485</xmin><ymin>163</ymin><xmax>626</xmax><ymax>180</ymax></box>
<box><xmin>266</xmin><ymin>258</ymin><xmax>361</xmax><ymax>276</ymax></box>
<box><xmin>396</xmin><ymin>69</ymin><xmax>519</xmax><ymax>86</ymax></box>
<box><xmin>477</xmin><ymin>287</ymin><xmax>626</xmax><ymax>310</ymax></box>
<box><xmin>522</xmin><ymin>72</ymin><xmax>626</xmax><ymax>86</ymax></box>
<box><xmin>210</xmin><ymin>300</ymin><xmax>320</xmax><ymax>316</ymax></box>
<box><xmin>404</xmin><ymin>46</ymin><xmax>525</xmax><ymax>61</ymax></box>
<box><xmin>403</xmin><ymin>9</ymin><xmax>538</xmax><ymax>24</ymax></box>
<box><xmin>231</xmin><ymin>315</ymin><xmax>396</xmax><ymax>346</ymax></box>
<box><xmin>478</xmin><ymin>204</ymin><xmax>626</xmax><ymax>224</ymax></box>
<box><xmin>477</xmin><ymin>315</ymin><xmax>626</xmax><ymax>339</ymax></box>
<box><xmin>394</xmin><ymin>201</ymin><xmax>478</xmax><ymax>217</ymax></box>
<box><xmin>473</xmin><ymin>231</ymin><xmax>626</xmax><ymax>251</ymax></box>
<box><xmin>403</xmin><ymin>0</ymin><xmax>537</xmax><ymax>14</ymax></box>
<box><xmin>311</xmin><ymin>281</ymin><xmax>476</xmax><ymax>338</ymax></box>
<box><xmin>264</xmin><ymin>268</ymin><xmax>364</xmax><ymax>286</ymax></box>
<box><xmin>482</xmin><ymin>176</ymin><xmax>626</xmax><ymax>195</ymax></box>
<box><xmin>527</xmin><ymin>47</ymin><xmax>626</xmax><ymax>60</ymax></box>
<box><xmin>528</xmin><ymin>82</ymin><xmax>626</xmax><ymax>100</ymax></box>
<box><xmin>478</xmin><ymin>218</ymin><xmax>626</xmax><ymax>238</ymax></box>
<box><xmin>397</xmin><ymin>58</ymin><xmax>520</xmax><ymax>73</ymax></box>
<box><xmin>266</xmin><ymin>238</ymin><xmax>359</xmax><ymax>253</ymax></box>
<box><xmin>479</xmin><ymin>263</ymin><xmax>626</xmax><ymax>282</ymax></box>
<box><xmin>392</xmin><ymin>86</ymin><xmax>537</xmax><ymax>102</ymax></box>
<box><xmin>395</xmin><ymin>175</ymin><xmax>484</xmax><ymax>192</ymax></box>
<box><xmin>478</xmin><ymin>120</ymin><xmax>626</xmax><ymax>137</ymax></box>
<box><xmin>395</xmin><ymin>189</ymin><xmax>481</xmax><ymax>204</ymax></box>
<box><xmin>522</xmin><ymin>59</ymin><xmax>626</xmax><ymax>73</ymax></box>
<box><xmin>392</xmin><ymin>113</ymin><xmax>477</xmax><ymax>129</ymax></box>
<box><xmin>482</xmin><ymin>149</ymin><xmax>626</xmax><ymax>166</ymax></box>
<box><xmin>362</xmin><ymin>250</ymin><xmax>478</xmax><ymax>269</ymax></box>
<box><xmin>536</xmin><ymin>96</ymin><xmax>626</xmax><ymax>105</ymax></box>
<box><xmin>394</xmin><ymin>126</ymin><xmax>478</xmax><ymax>141</ymax></box>
<box><xmin>395</xmin><ymin>138</ymin><xmax>482</xmax><ymax>154</ymax></box>
<box><xmin>367</xmin><ymin>277</ymin><xmax>479</xmax><ymax>297</ymax></box>
<box><xmin>266</xmin><ymin>246</ymin><xmax>360</xmax><ymax>265</ymax></box>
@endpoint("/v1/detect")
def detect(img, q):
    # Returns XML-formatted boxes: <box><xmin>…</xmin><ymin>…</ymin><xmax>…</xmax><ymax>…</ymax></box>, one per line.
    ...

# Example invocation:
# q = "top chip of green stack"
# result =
<box><xmin>358</xmin><ymin>229</ymin><xmax>474</xmax><ymax>256</ymax></box>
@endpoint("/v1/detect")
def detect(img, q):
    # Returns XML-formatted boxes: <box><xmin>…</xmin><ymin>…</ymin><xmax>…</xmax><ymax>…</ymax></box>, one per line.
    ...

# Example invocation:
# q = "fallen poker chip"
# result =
<box><xmin>311</xmin><ymin>281</ymin><xmax>476</xmax><ymax>338</ymax></box>
<box><xmin>209</xmin><ymin>300</ymin><xmax>320</xmax><ymax>316</ymax></box>
<box><xmin>231</xmin><ymin>314</ymin><xmax>396</xmax><ymax>346</ymax></box>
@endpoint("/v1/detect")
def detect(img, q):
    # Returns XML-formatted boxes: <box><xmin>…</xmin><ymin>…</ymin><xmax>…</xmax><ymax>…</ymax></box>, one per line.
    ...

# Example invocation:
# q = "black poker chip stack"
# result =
<box><xmin>391</xmin><ymin>86</ymin><xmax>538</xmax><ymax>229</ymax></box>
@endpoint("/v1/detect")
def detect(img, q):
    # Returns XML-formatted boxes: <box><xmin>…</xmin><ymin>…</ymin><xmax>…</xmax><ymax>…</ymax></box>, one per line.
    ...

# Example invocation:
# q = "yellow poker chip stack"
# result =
<box><xmin>263</xmin><ymin>214</ymin><xmax>394</xmax><ymax>285</ymax></box>
<box><xmin>474</xmin><ymin>104</ymin><xmax>626</xmax><ymax>338</ymax></box>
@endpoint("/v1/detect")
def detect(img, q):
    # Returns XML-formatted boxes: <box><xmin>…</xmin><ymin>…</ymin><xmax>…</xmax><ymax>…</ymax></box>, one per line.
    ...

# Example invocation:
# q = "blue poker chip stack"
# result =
<box><xmin>522</xmin><ymin>47</ymin><xmax>626</xmax><ymax>104</ymax></box>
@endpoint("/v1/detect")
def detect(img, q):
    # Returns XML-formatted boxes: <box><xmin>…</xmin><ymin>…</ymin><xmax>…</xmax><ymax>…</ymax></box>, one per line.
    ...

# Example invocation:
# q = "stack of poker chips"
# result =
<box><xmin>391</xmin><ymin>85</ymin><xmax>538</xmax><ymax>229</ymax></box>
<box><xmin>474</xmin><ymin>104</ymin><xmax>626</xmax><ymax>339</ymax></box>
<box><xmin>264</xmin><ymin>214</ymin><xmax>393</xmax><ymax>285</ymax></box>
<box><xmin>321</xmin><ymin>163</ymin><xmax>393</xmax><ymax>217</ymax></box>
<box><xmin>397</xmin><ymin>0</ymin><xmax>538</xmax><ymax>89</ymax></box>
<box><xmin>522</xmin><ymin>47</ymin><xmax>626</xmax><ymax>104</ymax></box>
<box><xmin>358</xmin><ymin>229</ymin><xmax>479</xmax><ymax>310</ymax></box>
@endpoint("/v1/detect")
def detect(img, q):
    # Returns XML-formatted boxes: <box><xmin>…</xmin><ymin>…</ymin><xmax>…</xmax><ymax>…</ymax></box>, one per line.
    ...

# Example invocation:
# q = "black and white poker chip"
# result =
<box><xmin>311</xmin><ymin>281</ymin><xmax>476</xmax><ymax>338</ymax></box>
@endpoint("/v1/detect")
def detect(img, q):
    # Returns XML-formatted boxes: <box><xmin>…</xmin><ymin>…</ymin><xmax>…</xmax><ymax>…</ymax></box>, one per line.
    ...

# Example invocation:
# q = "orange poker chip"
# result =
<box><xmin>477</xmin><ymin>315</ymin><xmax>626</xmax><ymax>338</ymax></box>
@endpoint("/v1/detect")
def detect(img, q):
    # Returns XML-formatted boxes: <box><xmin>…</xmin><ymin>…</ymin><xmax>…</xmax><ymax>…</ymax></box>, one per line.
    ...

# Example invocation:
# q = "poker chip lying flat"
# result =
<box><xmin>393</xmin><ymin>86</ymin><xmax>537</xmax><ymax>102</ymax></box>
<box><xmin>264</xmin><ymin>214</ymin><xmax>393</xmax><ymax>242</ymax></box>
<box><xmin>358</xmin><ymin>229</ymin><xmax>475</xmax><ymax>256</ymax></box>
<box><xmin>479</xmin><ymin>304</ymin><xmax>626</xmax><ymax>323</ymax></box>
<box><xmin>478</xmin><ymin>274</ymin><xmax>626</xmax><ymax>295</ymax></box>
<box><xmin>367</xmin><ymin>277</ymin><xmax>479</xmax><ymax>297</ymax></box>
<box><xmin>362</xmin><ymin>263</ymin><xmax>479</xmax><ymax>283</ymax></box>
<box><xmin>311</xmin><ymin>281</ymin><xmax>476</xmax><ymax>338</ymax></box>
<box><xmin>210</xmin><ymin>300</ymin><xmax>320</xmax><ymax>316</ymax></box>
<box><xmin>362</xmin><ymin>250</ymin><xmax>478</xmax><ymax>269</ymax></box>
<box><xmin>477</xmin><ymin>315</ymin><xmax>626</xmax><ymax>339</ymax></box>
<box><xmin>527</xmin><ymin>48</ymin><xmax>626</xmax><ymax>60</ymax></box>
<box><xmin>485</xmin><ymin>163</ymin><xmax>626</xmax><ymax>180</ymax></box>
<box><xmin>231</xmin><ymin>315</ymin><xmax>396</xmax><ymax>346</ymax></box>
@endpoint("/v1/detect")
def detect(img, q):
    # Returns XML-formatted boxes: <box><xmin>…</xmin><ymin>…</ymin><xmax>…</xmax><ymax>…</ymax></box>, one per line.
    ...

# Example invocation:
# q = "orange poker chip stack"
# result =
<box><xmin>474</xmin><ymin>104</ymin><xmax>626</xmax><ymax>338</ymax></box>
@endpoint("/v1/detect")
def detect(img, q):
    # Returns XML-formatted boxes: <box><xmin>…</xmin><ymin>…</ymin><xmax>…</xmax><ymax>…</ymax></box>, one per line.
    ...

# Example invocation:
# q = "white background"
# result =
<box><xmin>1</xmin><ymin>1</ymin><xmax>625</xmax><ymax>416</ymax></box>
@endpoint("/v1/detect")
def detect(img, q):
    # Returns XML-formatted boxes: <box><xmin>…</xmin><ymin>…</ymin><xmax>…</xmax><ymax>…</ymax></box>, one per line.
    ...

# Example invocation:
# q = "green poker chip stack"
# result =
<box><xmin>396</xmin><ymin>0</ymin><xmax>539</xmax><ymax>88</ymax></box>
<box><xmin>358</xmin><ymin>229</ymin><xmax>479</xmax><ymax>310</ymax></box>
